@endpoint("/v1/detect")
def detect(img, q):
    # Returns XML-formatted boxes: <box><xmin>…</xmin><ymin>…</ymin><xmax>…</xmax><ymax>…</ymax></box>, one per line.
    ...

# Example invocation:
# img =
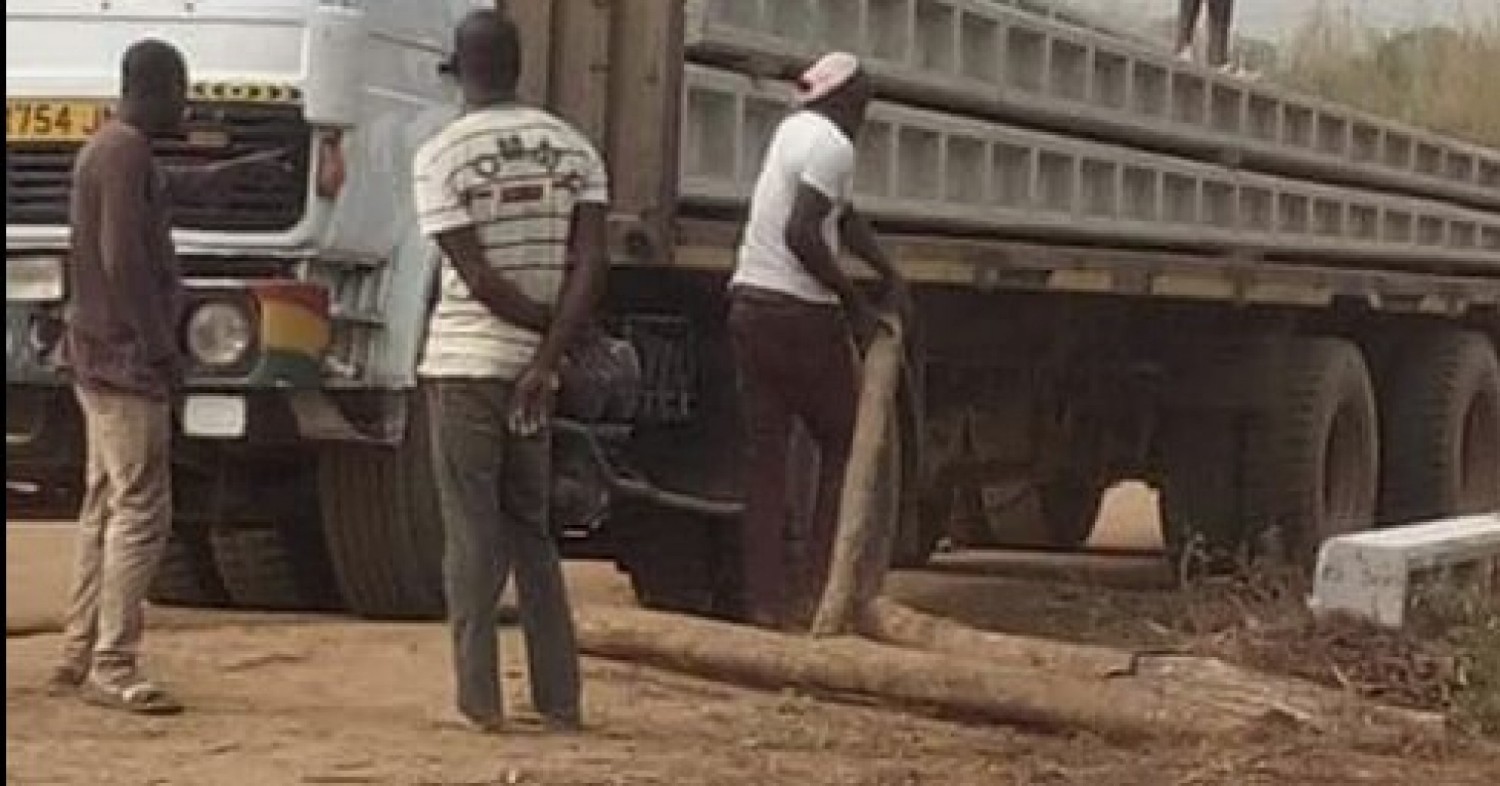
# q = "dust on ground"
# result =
<box><xmin>9</xmin><ymin>559</ymin><xmax>1500</xmax><ymax>785</ymax></box>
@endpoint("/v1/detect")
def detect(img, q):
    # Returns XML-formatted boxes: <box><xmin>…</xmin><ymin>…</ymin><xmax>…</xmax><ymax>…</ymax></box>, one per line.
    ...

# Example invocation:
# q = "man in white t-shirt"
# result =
<box><xmin>728</xmin><ymin>53</ymin><xmax>908</xmax><ymax>630</ymax></box>
<box><xmin>412</xmin><ymin>8</ymin><xmax>608</xmax><ymax>733</ymax></box>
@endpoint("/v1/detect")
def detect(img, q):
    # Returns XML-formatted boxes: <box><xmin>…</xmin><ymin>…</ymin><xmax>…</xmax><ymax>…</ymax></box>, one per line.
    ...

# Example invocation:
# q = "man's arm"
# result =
<box><xmin>785</xmin><ymin>185</ymin><xmax>880</xmax><ymax>343</ymax></box>
<box><xmin>840</xmin><ymin>209</ymin><xmax>898</xmax><ymax>284</ymax></box>
<box><xmin>785</xmin><ymin>185</ymin><xmax>875</xmax><ymax>321</ymax></box>
<box><xmin>98</xmin><ymin>146</ymin><xmax>179</xmax><ymax>370</ymax></box>
<box><xmin>161</xmin><ymin>164</ymin><xmax>213</xmax><ymax>203</ymax></box>
<box><xmin>506</xmin><ymin>201</ymin><xmax>608</xmax><ymax>436</ymax></box>
<box><xmin>163</xmin><ymin>148</ymin><xmax>289</xmax><ymax>204</ymax></box>
<box><xmin>431</xmin><ymin>226</ymin><xmax>551</xmax><ymax>333</ymax></box>
<box><xmin>412</xmin><ymin>138</ymin><xmax>551</xmax><ymax>333</ymax></box>
<box><xmin>840</xmin><ymin>208</ymin><xmax>909</xmax><ymax>313</ymax></box>
<box><xmin>532</xmin><ymin>202</ymin><xmax>608</xmax><ymax>374</ymax></box>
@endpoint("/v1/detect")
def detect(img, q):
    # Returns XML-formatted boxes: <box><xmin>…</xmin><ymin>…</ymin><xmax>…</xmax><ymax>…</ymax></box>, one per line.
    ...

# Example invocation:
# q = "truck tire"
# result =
<box><xmin>1037</xmin><ymin>475</ymin><xmax>1103</xmax><ymax>550</ymax></box>
<box><xmin>317</xmin><ymin>397</ymin><xmax>446</xmax><ymax>620</ymax></box>
<box><xmin>1160</xmin><ymin>411</ymin><xmax>1250</xmax><ymax>568</ymax></box>
<box><xmin>615</xmin><ymin>503</ymin><xmax>741</xmax><ymax>619</ymax></box>
<box><xmin>147</xmin><ymin>528</ymin><xmax>229</xmax><ymax>608</ymax></box>
<box><xmin>1377</xmin><ymin>331</ymin><xmax>1500</xmax><ymax>524</ymax></box>
<box><xmin>884</xmin><ymin>418</ymin><xmax>939</xmax><ymax>568</ymax></box>
<box><xmin>1245</xmin><ymin>337</ymin><xmax>1379</xmax><ymax>569</ymax></box>
<box><xmin>210</xmin><ymin>522</ymin><xmax>338</xmax><ymax>611</ymax></box>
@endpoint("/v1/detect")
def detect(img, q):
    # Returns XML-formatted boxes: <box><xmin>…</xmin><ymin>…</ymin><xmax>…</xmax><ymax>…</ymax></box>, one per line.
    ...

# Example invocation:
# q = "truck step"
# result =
<box><xmin>681</xmin><ymin>65</ymin><xmax>1500</xmax><ymax>271</ymax></box>
<box><xmin>1309</xmin><ymin>513</ymin><xmax>1500</xmax><ymax>628</ymax></box>
<box><xmin>686</xmin><ymin>0</ymin><xmax>1500</xmax><ymax>210</ymax></box>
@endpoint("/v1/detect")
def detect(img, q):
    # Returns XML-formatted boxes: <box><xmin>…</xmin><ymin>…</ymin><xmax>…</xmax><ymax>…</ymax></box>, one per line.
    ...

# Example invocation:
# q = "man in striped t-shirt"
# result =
<box><xmin>413</xmin><ymin>8</ymin><xmax>608</xmax><ymax>733</ymax></box>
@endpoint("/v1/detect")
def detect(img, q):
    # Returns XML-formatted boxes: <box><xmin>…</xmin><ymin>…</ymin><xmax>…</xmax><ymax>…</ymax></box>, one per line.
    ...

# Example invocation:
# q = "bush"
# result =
<box><xmin>1276</xmin><ymin>3</ymin><xmax>1500</xmax><ymax>146</ymax></box>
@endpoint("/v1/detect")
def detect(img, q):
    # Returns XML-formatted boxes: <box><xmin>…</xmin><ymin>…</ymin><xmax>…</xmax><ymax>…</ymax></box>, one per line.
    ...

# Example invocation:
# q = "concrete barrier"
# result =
<box><xmin>1309</xmin><ymin>513</ymin><xmax>1500</xmax><ymax>628</ymax></box>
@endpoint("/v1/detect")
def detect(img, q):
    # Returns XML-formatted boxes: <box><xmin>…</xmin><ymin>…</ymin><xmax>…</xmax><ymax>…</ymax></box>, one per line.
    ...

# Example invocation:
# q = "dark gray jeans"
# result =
<box><xmin>425</xmin><ymin>379</ymin><xmax>580</xmax><ymax>726</ymax></box>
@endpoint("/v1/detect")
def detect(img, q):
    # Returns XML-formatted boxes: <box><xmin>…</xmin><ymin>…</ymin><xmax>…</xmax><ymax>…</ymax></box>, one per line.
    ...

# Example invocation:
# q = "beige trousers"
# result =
<box><xmin>60</xmin><ymin>386</ymin><xmax>172</xmax><ymax>683</ymax></box>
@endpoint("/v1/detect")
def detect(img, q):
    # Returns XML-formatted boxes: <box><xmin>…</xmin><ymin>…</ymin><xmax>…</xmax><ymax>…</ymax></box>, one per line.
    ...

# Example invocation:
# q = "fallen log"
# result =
<box><xmin>857</xmin><ymin>597</ymin><xmax>1137</xmax><ymax>678</ymax></box>
<box><xmin>578</xmin><ymin>605</ymin><xmax>1277</xmax><ymax>741</ymax></box>
<box><xmin>856</xmin><ymin>599</ymin><xmax>1446</xmax><ymax>735</ymax></box>
<box><xmin>576</xmin><ymin>604</ymin><xmax>1445</xmax><ymax>741</ymax></box>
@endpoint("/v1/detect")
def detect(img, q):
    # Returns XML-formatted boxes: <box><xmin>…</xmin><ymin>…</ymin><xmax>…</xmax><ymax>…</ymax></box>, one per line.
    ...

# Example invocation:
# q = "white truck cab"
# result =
<box><xmin>7</xmin><ymin>0</ymin><xmax>481</xmax><ymax>400</ymax></box>
<box><xmin>6</xmin><ymin>0</ymin><xmax>486</xmax><ymax>616</ymax></box>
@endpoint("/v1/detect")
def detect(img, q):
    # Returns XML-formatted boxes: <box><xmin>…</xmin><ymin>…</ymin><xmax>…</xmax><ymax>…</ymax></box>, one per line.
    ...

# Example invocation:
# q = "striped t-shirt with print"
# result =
<box><xmin>413</xmin><ymin>105</ymin><xmax>609</xmax><ymax>380</ymax></box>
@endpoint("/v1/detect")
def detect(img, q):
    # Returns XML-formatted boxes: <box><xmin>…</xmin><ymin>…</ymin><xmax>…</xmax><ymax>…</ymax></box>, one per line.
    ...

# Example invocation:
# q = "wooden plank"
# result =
<box><xmin>548</xmin><ymin>0</ymin><xmax>613</xmax><ymax>147</ymax></box>
<box><xmin>605</xmin><ymin>0</ymin><xmax>686</xmax><ymax>265</ymax></box>
<box><xmin>506</xmin><ymin>0</ymin><xmax>554</xmax><ymax>106</ymax></box>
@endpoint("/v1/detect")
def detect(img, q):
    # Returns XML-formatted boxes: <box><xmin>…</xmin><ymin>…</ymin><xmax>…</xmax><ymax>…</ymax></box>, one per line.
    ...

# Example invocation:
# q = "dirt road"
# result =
<box><xmin>8</xmin><ymin>521</ymin><xmax>1499</xmax><ymax>785</ymax></box>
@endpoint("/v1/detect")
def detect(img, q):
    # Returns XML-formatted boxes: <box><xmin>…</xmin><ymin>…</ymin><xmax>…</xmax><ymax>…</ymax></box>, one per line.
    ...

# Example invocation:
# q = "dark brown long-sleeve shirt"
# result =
<box><xmin>64</xmin><ymin>120</ymin><xmax>184</xmax><ymax>401</ymax></box>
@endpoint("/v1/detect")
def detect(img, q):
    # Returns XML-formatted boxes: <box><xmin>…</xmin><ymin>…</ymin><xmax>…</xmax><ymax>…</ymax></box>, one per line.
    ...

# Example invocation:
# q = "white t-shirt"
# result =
<box><xmin>413</xmin><ymin>106</ymin><xmax>609</xmax><ymax>380</ymax></box>
<box><xmin>731</xmin><ymin>111</ymin><xmax>855</xmax><ymax>304</ymax></box>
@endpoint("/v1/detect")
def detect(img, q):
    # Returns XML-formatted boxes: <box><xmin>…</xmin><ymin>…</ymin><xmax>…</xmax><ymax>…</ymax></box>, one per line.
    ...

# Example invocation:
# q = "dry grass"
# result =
<box><xmin>1169</xmin><ymin>558</ymin><xmax>1500</xmax><ymax>737</ymax></box>
<box><xmin>1275</xmin><ymin>3</ymin><xmax>1500</xmax><ymax>146</ymax></box>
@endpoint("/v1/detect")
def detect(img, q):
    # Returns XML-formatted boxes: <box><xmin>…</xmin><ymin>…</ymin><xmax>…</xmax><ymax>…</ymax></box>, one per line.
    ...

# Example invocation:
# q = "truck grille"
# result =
<box><xmin>6</xmin><ymin>102</ymin><xmax>311</xmax><ymax>232</ymax></box>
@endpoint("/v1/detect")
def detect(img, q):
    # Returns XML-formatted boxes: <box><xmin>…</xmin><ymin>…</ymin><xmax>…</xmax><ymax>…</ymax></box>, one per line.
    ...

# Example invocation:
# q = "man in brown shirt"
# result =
<box><xmin>49</xmin><ymin>39</ymin><xmax>190</xmax><ymax>715</ymax></box>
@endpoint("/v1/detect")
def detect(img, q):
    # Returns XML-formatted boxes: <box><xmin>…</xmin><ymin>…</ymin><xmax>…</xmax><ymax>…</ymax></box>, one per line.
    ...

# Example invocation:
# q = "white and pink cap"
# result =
<box><xmin>794</xmin><ymin>52</ymin><xmax>862</xmax><ymax>105</ymax></box>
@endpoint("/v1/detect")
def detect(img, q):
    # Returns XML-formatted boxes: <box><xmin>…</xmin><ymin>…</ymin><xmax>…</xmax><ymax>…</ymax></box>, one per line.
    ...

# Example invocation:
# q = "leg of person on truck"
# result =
<box><xmin>1175</xmin><ymin>0</ymin><xmax>1235</xmax><ymax>68</ymax></box>
<box><xmin>1205</xmin><ymin>0</ymin><xmax>1235</xmax><ymax>69</ymax></box>
<box><xmin>48</xmin><ymin>40</ymin><xmax>190</xmax><ymax>716</ymax></box>
<box><xmin>414</xmin><ymin>8</ymin><xmax>610</xmax><ymax>732</ymax></box>
<box><xmin>729</xmin><ymin>53</ymin><xmax>907</xmax><ymax>629</ymax></box>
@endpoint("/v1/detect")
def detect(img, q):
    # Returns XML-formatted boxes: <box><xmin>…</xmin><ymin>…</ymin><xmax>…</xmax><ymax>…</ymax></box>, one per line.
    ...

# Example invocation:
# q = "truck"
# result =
<box><xmin>7</xmin><ymin>0</ymin><xmax>1499</xmax><ymax>620</ymax></box>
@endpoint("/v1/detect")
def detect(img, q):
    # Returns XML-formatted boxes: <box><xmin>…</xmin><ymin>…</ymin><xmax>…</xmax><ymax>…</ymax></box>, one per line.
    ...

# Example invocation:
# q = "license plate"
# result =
<box><xmin>6</xmin><ymin>100</ymin><xmax>110</xmax><ymax>143</ymax></box>
<box><xmin>182</xmin><ymin>395</ymin><xmax>248</xmax><ymax>439</ymax></box>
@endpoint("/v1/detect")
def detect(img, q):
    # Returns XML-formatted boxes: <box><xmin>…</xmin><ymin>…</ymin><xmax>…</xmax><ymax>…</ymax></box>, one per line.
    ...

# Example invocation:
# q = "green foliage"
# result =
<box><xmin>1276</xmin><ymin>3</ymin><xmax>1500</xmax><ymax>146</ymax></box>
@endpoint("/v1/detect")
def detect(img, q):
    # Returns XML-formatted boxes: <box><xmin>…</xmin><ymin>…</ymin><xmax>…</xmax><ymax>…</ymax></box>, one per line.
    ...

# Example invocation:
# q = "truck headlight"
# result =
<box><xmin>7</xmin><ymin>256</ymin><xmax>65</xmax><ymax>303</ymax></box>
<box><xmin>186</xmin><ymin>300</ymin><xmax>255</xmax><ymax>370</ymax></box>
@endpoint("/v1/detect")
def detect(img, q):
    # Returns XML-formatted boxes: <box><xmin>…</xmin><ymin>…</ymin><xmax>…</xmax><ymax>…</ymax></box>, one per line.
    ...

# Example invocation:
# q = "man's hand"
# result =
<box><xmin>880</xmin><ymin>276</ymin><xmax>913</xmax><ymax>321</ymax></box>
<box><xmin>846</xmin><ymin>295</ymin><xmax>882</xmax><ymax>349</ymax></box>
<box><xmin>508</xmin><ymin>361</ymin><xmax>559</xmax><ymax>438</ymax></box>
<box><xmin>226</xmin><ymin>147</ymin><xmax>291</xmax><ymax>171</ymax></box>
<box><xmin>206</xmin><ymin>148</ymin><xmax>292</xmax><ymax>185</ymax></box>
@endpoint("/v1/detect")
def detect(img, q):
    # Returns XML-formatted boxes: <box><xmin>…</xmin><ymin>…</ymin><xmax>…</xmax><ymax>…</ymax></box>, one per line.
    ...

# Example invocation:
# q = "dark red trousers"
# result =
<box><xmin>728</xmin><ymin>286</ymin><xmax>858</xmax><ymax>624</ymax></box>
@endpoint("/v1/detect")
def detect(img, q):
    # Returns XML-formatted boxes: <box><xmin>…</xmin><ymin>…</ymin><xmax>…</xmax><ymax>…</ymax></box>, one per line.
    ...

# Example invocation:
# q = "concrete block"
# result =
<box><xmin>1309</xmin><ymin>514</ymin><xmax>1500</xmax><ymax>628</ymax></box>
<box><xmin>686</xmin><ymin>0</ymin><xmax>1500</xmax><ymax>210</ymax></box>
<box><xmin>679</xmin><ymin>65</ymin><xmax>1500</xmax><ymax>269</ymax></box>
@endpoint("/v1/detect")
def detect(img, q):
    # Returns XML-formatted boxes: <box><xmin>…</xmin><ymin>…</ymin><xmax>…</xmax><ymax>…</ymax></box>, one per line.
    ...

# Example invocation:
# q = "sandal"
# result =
<box><xmin>82</xmin><ymin>678</ymin><xmax>183</xmax><ymax>716</ymax></box>
<box><xmin>460</xmin><ymin>713</ymin><xmax>503</xmax><ymax>735</ymax></box>
<box><xmin>45</xmin><ymin>665</ymin><xmax>87</xmax><ymax>697</ymax></box>
<box><xmin>512</xmin><ymin>712</ymin><xmax>583</xmax><ymax>734</ymax></box>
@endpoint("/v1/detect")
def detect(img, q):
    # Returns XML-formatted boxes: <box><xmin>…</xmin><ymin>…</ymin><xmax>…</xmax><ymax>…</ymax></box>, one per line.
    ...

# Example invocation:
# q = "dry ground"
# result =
<box><xmin>8</xmin><ymin>493</ymin><xmax>1500</xmax><ymax>785</ymax></box>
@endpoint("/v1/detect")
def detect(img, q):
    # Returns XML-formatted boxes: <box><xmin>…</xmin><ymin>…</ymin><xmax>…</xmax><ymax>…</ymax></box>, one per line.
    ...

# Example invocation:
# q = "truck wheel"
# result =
<box><xmin>148</xmin><ymin>527</ymin><xmax>229</xmax><ymax>608</ymax></box>
<box><xmin>1246</xmin><ymin>337</ymin><xmax>1378</xmax><ymax>569</ymax></box>
<box><xmin>1377</xmin><ymin>331</ymin><xmax>1500</xmax><ymax>524</ymax></box>
<box><xmin>317</xmin><ymin>396</ymin><xmax>446</xmax><ymax>620</ymax></box>
<box><xmin>1160</xmin><ymin>412</ymin><xmax>1249</xmax><ymax>569</ymax></box>
<box><xmin>884</xmin><ymin>418</ymin><xmax>939</xmax><ymax>568</ymax></box>
<box><xmin>615</xmin><ymin>504</ymin><xmax>741</xmax><ymax>619</ymax></box>
<box><xmin>1037</xmin><ymin>475</ymin><xmax>1103</xmax><ymax>550</ymax></box>
<box><xmin>210</xmin><ymin>521</ymin><xmax>339</xmax><ymax>611</ymax></box>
